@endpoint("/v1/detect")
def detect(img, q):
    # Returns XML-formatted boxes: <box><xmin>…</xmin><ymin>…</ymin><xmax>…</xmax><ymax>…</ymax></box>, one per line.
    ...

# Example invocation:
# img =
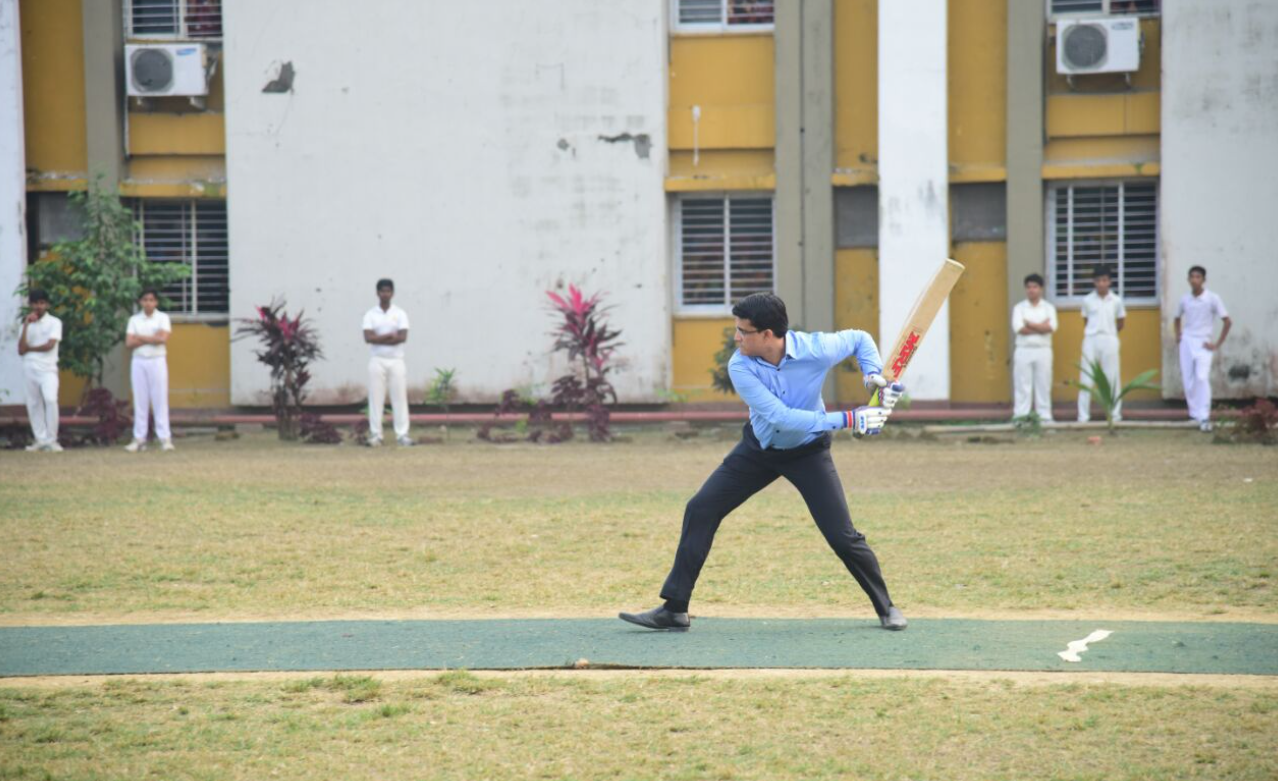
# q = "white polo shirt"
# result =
<box><xmin>362</xmin><ymin>304</ymin><xmax>410</xmax><ymax>359</ymax></box>
<box><xmin>1176</xmin><ymin>289</ymin><xmax>1228</xmax><ymax>339</ymax></box>
<box><xmin>22</xmin><ymin>313</ymin><xmax>62</xmax><ymax>373</ymax></box>
<box><xmin>1081</xmin><ymin>291</ymin><xmax>1126</xmax><ymax>338</ymax></box>
<box><xmin>127</xmin><ymin>310</ymin><xmax>172</xmax><ymax>359</ymax></box>
<box><xmin>1012</xmin><ymin>299</ymin><xmax>1058</xmax><ymax>349</ymax></box>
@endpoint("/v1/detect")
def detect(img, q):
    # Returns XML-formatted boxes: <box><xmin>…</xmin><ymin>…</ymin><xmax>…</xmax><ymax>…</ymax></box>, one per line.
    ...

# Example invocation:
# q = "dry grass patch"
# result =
<box><xmin>1</xmin><ymin>673</ymin><xmax>1276</xmax><ymax>780</ymax></box>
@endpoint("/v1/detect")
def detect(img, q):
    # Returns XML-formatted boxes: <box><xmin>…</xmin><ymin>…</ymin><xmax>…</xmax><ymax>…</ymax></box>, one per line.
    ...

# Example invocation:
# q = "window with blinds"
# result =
<box><xmin>1049</xmin><ymin>0</ymin><xmax>1159</xmax><ymax>17</ymax></box>
<box><xmin>127</xmin><ymin>0</ymin><xmax>222</xmax><ymax>40</ymax></box>
<box><xmin>678</xmin><ymin>196</ymin><xmax>774</xmax><ymax>310</ymax></box>
<box><xmin>674</xmin><ymin>0</ymin><xmax>775</xmax><ymax>31</ymax></box>
<box><xmin>135</xmin><ymin>200</ymin><xmax>230</xmax><ymax>316</ymax></box>
<box><xmin>1049</xmin><ymin>181</ymin><xmax>1158</xmax><ymax>303</ymax></box>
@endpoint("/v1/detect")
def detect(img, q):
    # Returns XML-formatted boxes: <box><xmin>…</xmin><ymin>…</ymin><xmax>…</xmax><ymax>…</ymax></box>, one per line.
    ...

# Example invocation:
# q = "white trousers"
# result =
<box><xmin>1179</xmin><ymin>337</ymin><xmax>1214</xmax><ymax>422</ymax></box>
<box><xmin>23</xmin><ymin>366</ymin><xmax>60</xmax><ymax>445</ymax></box>
<box><xmin>131</xmin><ymin>356</ymin><xmax>171</xmax><ymax>442</ymax></box>
<box><xmin>1078</xmin><ymin>334</ymin><xmax>1121</xmax><ymax>422</ymax></box>
<box><xmin>368</xmin><ymin>356</ymin><xmax>410</xmax><ymax>439</ymax></box>
<box><xmin>1013</xmin><ymin>346</ymin><xmax>1054</xmax><ymax>421</ymax></box>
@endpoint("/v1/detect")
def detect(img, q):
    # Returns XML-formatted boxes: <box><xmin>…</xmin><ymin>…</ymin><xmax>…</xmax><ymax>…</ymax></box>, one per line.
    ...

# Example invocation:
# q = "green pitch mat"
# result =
<box><xmin>2</xmin><ymin>619</ymin><xmax>1275</xmax><ymax>677</ymax></box>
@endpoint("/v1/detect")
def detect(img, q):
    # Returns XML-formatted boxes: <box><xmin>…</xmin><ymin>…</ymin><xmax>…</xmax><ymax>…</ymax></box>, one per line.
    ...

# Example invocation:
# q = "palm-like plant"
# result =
<box><xmin>1076</xmin><ymin>359</ymin><xmax>1159</xmax><ymax>434</ymax></box>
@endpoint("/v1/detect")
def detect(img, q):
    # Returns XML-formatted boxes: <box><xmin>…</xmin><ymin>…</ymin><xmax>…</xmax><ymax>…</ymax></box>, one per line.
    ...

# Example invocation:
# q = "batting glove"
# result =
<box><xmin>841</xmin><ymin>406</ymin><xmax>891</xmax><ymax>438</ymax></box>
<box><xmin>864</xmin><ymin>374</ymin><xmax>906</xmax><ymax>411</ymax></box>
<box><xmin>879</xmin><ymin>381</ymin><xmax>906</xmax><ymax>411</ymax></box>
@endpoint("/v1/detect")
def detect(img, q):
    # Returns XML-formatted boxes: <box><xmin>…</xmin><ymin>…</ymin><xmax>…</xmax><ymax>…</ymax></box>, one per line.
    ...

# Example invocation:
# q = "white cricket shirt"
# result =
<box><xmin>22</xmin><ymin>313</ymin><xmax>62</xmax><ymax>373</ymax></box>
<box><xmin>1081</xmin><ymin>291</ymin><xmax>1126</xmax><ymax>338</ymax></box>
<box><xmin>127</xmin><ymin>310</ymin><xmax>172</xmax><ymax>359</ymax></box>
<box><xmin>1176</xmin><ymin>289</ymin><xmax>1228</xmax><ymax>339</ymax></box>
<box><xmin>1012</xmin><ymin>299</ymin><xmax>1058</xmax><ymax>349</ymax></box>
<box><xmin>362</xmin><ymin>304</ymin><xmax>410</xmax><ymax>359</ymax></box>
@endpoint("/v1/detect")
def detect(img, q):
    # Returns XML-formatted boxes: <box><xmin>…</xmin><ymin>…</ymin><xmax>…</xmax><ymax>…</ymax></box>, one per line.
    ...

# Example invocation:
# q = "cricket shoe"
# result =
<box><xmin>160</xmin><ymin>439</ymin><xmax>176</xmax><ymax>452</ymax></box>
<box><xmin>397</xmin><ymin>435</ymin><xmax>416</xmax><ymax>447</ymax></box>
<box><xmin>879</xmin><ymin>606</ymin><xmax>908</xmax><ymax>631</ymax></box>
<box><xmin>618</xmin><ymin>606</ymin><xmax>690</xmax><ymax>631</ymax></box>
<box><xmin>46</xmin><ymin>442</ymin><xmax>64</xmax><ymax>452</ymax></box>
<box><xmin>124</xmin><ymin>440</ymin><xmax>146</xmax><ymax>453</ymax></box>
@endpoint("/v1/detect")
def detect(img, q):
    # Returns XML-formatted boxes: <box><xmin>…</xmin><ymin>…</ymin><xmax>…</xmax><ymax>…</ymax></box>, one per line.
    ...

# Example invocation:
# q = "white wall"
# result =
<box><xmin>1161</xmin><ymin>0</ymin><xmax>1278</xmax><ymax>399</ymax></box>
<box><xmin>878</xmin><ymin>0</ymin><xmax>951</xmax><ymax>400</ymax></box>
<box><xmin>0</xmin><ymin>0</ymin><xmax>25</xmax><ymax>405</ymax></box>
<box><xmin>223</xmin><ymin>1</ymin><xmax>668</xmax><ymax>404</ymax></box>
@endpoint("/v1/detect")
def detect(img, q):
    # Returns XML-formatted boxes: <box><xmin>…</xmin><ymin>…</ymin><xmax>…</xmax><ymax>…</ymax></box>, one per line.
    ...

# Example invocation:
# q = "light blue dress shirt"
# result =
<box><xmin>728</xmin><ymin>329</ymin><xmax>884</xmax><ymax>450</ymax></box>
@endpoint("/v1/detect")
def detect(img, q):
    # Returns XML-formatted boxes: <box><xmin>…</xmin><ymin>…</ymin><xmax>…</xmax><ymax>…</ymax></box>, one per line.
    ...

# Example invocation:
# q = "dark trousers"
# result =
<box><xmin>660</xmin><ymin>424</ymin><xmax>894</xmax><ymax>616</ymax></box>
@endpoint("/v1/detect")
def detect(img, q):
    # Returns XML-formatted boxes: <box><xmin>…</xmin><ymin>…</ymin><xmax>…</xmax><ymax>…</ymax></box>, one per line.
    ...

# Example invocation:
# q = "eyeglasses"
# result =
<box><xmin>735</xmin><ymin>326</ymin><xmax>761</xmax><ymax>336</ymax></box>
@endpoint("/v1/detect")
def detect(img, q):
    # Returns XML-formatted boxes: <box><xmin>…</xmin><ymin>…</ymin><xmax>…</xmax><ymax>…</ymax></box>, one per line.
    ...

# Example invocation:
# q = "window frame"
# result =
<box><xmin>670</xmin><ymin>0</ymin><xmax>775</xmax><ymax>35</ymax></box>
<box><xmin>1046</xmin><ymin>0</ymin><xmax>1160</xmax><ymax>21</ymax></box>
<box><xmin>1045</xmin><ymin>178</ymin><xmax>1160</xmax><ymax>307</ymax></box>
<box><xmin>133</xmin><ymin>198</ymin><xmax>230</xmax><ymax>322</ymax></box>
<box><xmin>125</xmin><ymin>0</ymin><xmax>223</xmax><ymax>42</ymax></box>
<box><xmin>673</xmin><ymin>192</ymin><xmax>777</xmax><ymax>315</ymax></box>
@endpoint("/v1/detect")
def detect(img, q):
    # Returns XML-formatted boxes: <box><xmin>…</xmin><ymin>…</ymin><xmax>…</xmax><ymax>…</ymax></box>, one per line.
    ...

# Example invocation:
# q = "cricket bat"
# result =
<box><xmin>869</xmin><ymin>258</ymin><xmax>966</xmax><ymax>406</ymax></box>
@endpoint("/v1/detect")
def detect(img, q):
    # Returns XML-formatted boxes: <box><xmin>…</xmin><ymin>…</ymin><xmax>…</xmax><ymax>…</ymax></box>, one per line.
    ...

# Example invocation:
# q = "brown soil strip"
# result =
<box><xmin>4</xmin><ymin>667</ymin><xmax>1276</xmax><ymax>690</ymax></box>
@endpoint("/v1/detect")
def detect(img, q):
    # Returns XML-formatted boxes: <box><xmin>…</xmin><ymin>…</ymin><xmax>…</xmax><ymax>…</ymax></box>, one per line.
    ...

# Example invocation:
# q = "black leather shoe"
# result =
<box><xmin>879</xmin><ymin>606</ymin><xmax>908</xmax><ymax>631</ymax></box>
<box><xmin>618</xmin><ymin>606</ymin><xmax>690</xmax><ymax>631</ymax></box>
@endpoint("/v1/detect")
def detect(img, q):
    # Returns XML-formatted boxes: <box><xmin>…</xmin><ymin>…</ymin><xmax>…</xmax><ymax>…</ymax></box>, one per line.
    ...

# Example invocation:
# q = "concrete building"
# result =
<box><xmin>3</xmin><ymin>0</ymin><xmax>1276</xmax><ymax>411</ymax></box>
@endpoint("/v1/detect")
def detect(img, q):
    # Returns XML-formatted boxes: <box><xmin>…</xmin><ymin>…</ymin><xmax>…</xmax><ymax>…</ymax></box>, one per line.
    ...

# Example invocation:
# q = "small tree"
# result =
<box><xmin>17</xmin><ymin>178</ymin><xmax>190</xmax><ymax>396</ymax></box>
<box><xmin>1075</xmin><ymin>359</ymin><xmax>1160</xmax><ymax>434</ymax></box>
<box><xmin>546</xmin><ymin>285</ymin><xmax>623</xmax><ymax>442</ymax></box>
<box><xmin>234</xmin><ymin>300</ymin><xmax>323</xmax><ymax>441</ymax></box>
<box><xmin>710</xmin><ymin>326</ymin><xmax>737</xmax><ymax>394</ymax></box>
<box><xmin>425</xmin><ymin>367</ymin><xmax>458</xmax><ymax>440</ymax></box>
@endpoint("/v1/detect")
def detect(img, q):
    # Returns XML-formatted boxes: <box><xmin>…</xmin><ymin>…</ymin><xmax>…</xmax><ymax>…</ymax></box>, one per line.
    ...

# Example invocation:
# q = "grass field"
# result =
<box><xmin>2</xmin><ymin>672</ymin><xmax>1276</xmax><ymax>781</ymax></box>
<box><xmin>2</xmin><ymin>427</ymin><xmax>1276</xmax><ymax>779</ymax></box>
<box><xmin>1</xmin><ymin>429</ymin><xmax>1274</xmax><ymax>621</ymax></box>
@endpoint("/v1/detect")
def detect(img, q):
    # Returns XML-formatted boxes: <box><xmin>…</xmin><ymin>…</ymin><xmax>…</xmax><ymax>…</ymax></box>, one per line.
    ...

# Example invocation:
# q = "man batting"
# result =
<box><xmin>619</xmin><ymin>293</ymin><xmax>908</xmax><ymax>632</ymax></box>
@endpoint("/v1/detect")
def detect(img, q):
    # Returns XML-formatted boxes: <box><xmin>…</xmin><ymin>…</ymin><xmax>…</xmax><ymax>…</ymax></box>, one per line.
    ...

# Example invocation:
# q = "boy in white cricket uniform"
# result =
<box><xmin>1011</xmin><ymin>273</ymin><xmax>1058</xmax><ymax>422</ymax></box>
<box><xmin>17</xmin><ymin>289</ymin><xmax>63</xmax><ymax>452</ymax></box>
<box><xmin>125</xmin><ymin>289</ymin><xmax>174</xmax><ymax>451</ymax></box>
<box><xmin>1174</xmin><ymin>265</ymin><xmax>1231</xmax><ymax>432</ymax></box>
<box><xmin>1077</xmin><ymin>265</ymin><xmax>1126</xmax><ymax>423</ymax></box>
<box><xmin>362</xmin><ymin>278</ymin><xmax>414</xmax><ymax>446</ymax></box>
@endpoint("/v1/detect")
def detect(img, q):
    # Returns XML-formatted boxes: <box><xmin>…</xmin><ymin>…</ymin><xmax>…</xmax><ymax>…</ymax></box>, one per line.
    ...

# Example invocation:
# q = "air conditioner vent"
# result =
<box><xmin>130</xmin><ymin>47</ymin><xmax>175</xmax><ymax>92</ymax></box>
<box><xmin>1062</xmin><ymin>23</ymin><xmax>1107</xmax><ymax>69</ymax></box>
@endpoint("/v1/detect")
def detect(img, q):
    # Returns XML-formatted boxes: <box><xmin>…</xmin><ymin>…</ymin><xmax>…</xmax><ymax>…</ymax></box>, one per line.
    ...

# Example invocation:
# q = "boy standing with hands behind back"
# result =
<box><xmin>1077</xmin><ymin>266</ymin><xmax>1126</xmax><ymax>423</ymax></box>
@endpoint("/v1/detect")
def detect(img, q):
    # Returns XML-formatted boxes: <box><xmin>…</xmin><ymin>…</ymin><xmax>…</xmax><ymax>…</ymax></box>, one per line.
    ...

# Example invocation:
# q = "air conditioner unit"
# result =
<box><xmin>1056</xmin><ymin>17</ymin><xmax>1141</xmax><ymax>75</ymax></box>
<box><xmin>126</xmin><ymin>43</ymin><xmax>209</xmax><ymax>97</ymax></box>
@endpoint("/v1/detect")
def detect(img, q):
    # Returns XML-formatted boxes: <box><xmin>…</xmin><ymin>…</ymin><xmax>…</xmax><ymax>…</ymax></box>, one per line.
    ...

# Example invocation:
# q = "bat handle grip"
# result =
<box><xmin>868</xmin><ymin>389</ymin><xmax>881</xmax><ymax>407</ymax></box>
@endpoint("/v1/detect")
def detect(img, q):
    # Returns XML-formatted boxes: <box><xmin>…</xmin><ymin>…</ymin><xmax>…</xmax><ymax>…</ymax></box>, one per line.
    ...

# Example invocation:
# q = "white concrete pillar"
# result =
<box><xmin>1160</xmin><ymin>0</ymin><xmax>1278</xmax><ymax>400</ymax></box>
<box><xmin>0</xmin><ymin>0</ymin><xmax>26</xmax><ymax>405</ymax></box>
<box><xmin>878</xmin><ymin>0</ymin><xmax>950</xmax><ymax>400</ymax></box>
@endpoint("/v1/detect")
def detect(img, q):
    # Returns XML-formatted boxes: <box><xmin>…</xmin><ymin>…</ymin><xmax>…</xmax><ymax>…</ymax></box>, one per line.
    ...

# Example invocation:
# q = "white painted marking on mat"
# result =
<box><xmin>1057</xmin><ymin>630</ymin><xmax>1113</xmax><ymax>662</ymax></box>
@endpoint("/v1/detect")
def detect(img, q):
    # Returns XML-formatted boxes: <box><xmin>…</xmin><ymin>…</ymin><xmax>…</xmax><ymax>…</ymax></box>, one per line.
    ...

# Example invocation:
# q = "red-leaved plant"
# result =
<box><xmin>76</xmin><ymin>387</ymin><xmax>133</xmax><ymax>446</ymax></box>
<box><xmin>235</xmin><ymin>299</ymin><xmax>322</xmax><ymax>441</ymax></box>
<box><xmin>546</xmin><ymin>285</ymin><xmax>622</xmax><ymax>442</ymax></box>
<box><xmin>1221</xmin><ymin>397</ymin><xmax>1278</xmax><ymax>445</ymax></box>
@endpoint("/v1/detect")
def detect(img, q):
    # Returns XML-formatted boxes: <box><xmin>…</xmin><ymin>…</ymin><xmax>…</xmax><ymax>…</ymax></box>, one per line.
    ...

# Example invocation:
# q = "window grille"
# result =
<box><xmin>1049</xmin><ymin>0</ymin><xmax>1159</xmax><ymax>17</ymax></box>
<box><xmin>135</xmin><ymin>200</ymin><xmax>230</xmax><ymax>316</ymax></box>
<box><xmin>1048</xmin><ymin>181</ymin><xmax>1158</xmax><ymax>303</ymax></box>
<box><xmin>678</xmin><ymin>196</ymin><xmax>774</xmax><ymax>310</ymax></box>
<box><xmin>674</xmin><ymin>0</ymin><xmax>775</xmax><ymax>32</ymax></box>
<box><xmin>127</xmin><ymin>0</ymin><xmax>222</xmax><ymax>40</ymax></box>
